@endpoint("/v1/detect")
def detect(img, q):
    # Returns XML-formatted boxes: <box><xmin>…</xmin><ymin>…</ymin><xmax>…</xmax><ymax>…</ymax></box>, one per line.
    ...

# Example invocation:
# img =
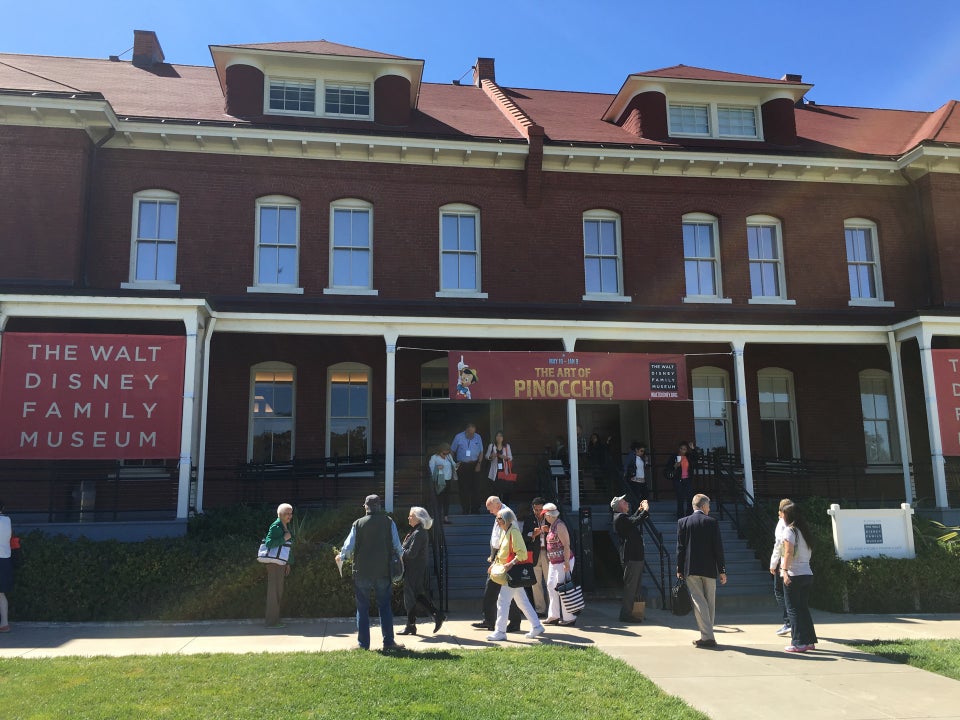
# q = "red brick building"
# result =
<box><xmin>2</xmin><ymin>31</ymin><xmax>959</xmax><ymax>534</ymax></box>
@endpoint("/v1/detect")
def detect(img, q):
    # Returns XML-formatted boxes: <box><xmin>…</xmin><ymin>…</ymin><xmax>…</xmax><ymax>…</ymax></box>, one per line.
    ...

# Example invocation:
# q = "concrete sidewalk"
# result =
<box><xmin>2</xmin><ymin>602</ymin><xmax>960</xmax><ymax>719</ymax></box>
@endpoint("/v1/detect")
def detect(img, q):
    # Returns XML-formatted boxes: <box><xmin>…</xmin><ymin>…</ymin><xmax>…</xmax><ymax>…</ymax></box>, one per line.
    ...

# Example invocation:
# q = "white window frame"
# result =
<box><xmin>325</xmin><ymin>198</ymin><xmax>377</xmax><ymax>296</ymax></box>
<box><xmin>437</xmin><ymin>203</ymin><xmax>487</xmax><ymax>298</ymax></box>
<box><xmin>266</xmin><ymin>78</ymin><xmax>317</xmax><ymax>116</ymax></box>
<box><xmin>248</xmin><ymin>362</ymin><xmax>296</xmax><ymax>464</ymax></box>
<box><xmin>746</xmin><ymin>215</ymin><xmax>794</xmax><ymax>305</ymax></box>
<box><xmin>757</xmin><ymin>368</ymin><xmax>800</xmax><ymax>459</ymax></box>
<box><xmin>845</xmin><ymin>218</ymin><xmax>893</xmax><ymax>307</ymax></box>
<box><xmin>859</xmin><ymin>369</ymin><xmax>900</xmax><ymax>466</ymax></box>
<box><xmin>691</xmin><ymin>367</ymin><xmax>732</xmax><ymax>452</ymax></box>
<box><xmin>582</xmin><ymin>209</ymin><xmax>631</xmax><ymax>302</ymax></box>
<box><xmin>668</xmin><ymin>102</ymin><xmax>763</xmax><ymax>140</ymax></box>
<box><xmin>682</xmin><ymin>213</ymin><xmax>730</xmax><ymax>304</ymax></box>
<box><xmin>122</xmin><ymin>189</ymin><xmax>180</xmax><ymax>290</ymax></box>
<box><xmin>248</xmin><ymin>195</ymin><xmax>303</xmax><ymax>294</ymax></box>
<box><xmin>326</xmin><ymin>362</ymin><xmax>372</xmax><ymax>458</ymax></box>
<box><xmin>323</xmin><ymin>82</ymin><xmax>372</xmax><ymax>119</ymax></box>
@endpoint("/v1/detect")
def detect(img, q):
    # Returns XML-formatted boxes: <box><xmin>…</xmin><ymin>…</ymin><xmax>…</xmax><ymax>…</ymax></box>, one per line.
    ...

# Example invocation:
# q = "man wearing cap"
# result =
<box><xmin>611</xmin><ymin>495</ymin><xmax>649</xmax><ymax>622</ymax></box>
<box><xmin>336</xmin><ymin>494</ymin><xmax>404</xmax><ymax>651</ymax></box>
<box><xmin>676</xmin><ymin>493</ymin><xmax>727</xmax><ymax>649</ymax></box>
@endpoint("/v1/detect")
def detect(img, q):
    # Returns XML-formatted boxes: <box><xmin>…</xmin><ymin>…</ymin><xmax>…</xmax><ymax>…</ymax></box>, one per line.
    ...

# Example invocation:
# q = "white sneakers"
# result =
<box><xmin>486</xmin><ymin>631</ymin><xmax>507</xmax><ymax>641</ymax></box>
<box><xmin>775</xmin><ymin>624</ymin><xmax>792</xmax><ymax>637</ymax></box>
<box><xmin>487</xmin><ymin>626</ymin><xmax>545</xmax><ymax>641</ymax></box>
<box><xmin>525</xmin><ymin>625</ymin><xmax>545</xmax><ymax>639</ymax></box>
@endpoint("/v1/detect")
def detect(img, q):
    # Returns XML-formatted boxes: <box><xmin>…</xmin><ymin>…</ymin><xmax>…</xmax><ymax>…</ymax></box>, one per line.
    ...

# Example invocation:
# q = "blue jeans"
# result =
<box><xmin>773</xmin><ymin>567</ymin><xmax>789</xmax><ymax>625</ymax></box>
<box><xmin>783</xmin><ymin>574</ymin><xmax>817</xmax><ymax>647</ymax></box>
<box><xmin>353</xmin><ymin>576</ymin><xmax>395</xmax><ymax>649</ymax></box>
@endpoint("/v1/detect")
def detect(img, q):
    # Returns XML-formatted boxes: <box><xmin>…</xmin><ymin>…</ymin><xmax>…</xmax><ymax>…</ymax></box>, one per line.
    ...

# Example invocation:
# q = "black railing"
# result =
<box><xmin>641</xmin><ymin>516</ymin><xmax>671</xmax><ymax>609</ymax></box>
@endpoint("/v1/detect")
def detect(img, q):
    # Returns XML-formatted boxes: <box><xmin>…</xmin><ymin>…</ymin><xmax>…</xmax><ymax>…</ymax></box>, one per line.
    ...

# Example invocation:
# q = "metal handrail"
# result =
<box><xmin>640</xmin><ymin>515</ymin><xmax>671</xmax><ymax>609</ymax></box>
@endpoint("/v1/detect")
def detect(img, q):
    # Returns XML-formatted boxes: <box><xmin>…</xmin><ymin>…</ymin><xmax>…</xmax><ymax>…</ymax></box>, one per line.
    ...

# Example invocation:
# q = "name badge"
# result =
<box><xmin>498</xmin><ymin>462</ymin><xmax>504</xmax><ymax>470</ymax></box>
<box><xmin>465</xmin><ymin>450</ymin><xmax>472</xmax><ymax>458</ymax></box>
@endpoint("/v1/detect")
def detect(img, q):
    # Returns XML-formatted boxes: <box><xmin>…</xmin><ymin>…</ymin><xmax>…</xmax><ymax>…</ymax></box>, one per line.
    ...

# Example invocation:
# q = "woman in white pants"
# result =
<box><xmin>542</xmin><ymin>503</ymin><xmax>577</xmax><ymax>626</ymax></box>
<box><xmin>486</xmin><ymin>507</ymin><xmax>545</xmax><ymax>641</ymax></box>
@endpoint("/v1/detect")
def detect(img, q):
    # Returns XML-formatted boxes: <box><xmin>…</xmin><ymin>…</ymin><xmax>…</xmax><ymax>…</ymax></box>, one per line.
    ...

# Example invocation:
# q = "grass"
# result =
<box><xmin>847</xmin><ymin>638</ymin><xmax>960</xmax><ymax>682</ymax></box>
<box><xmin>0</xmin><ymin>646</ymin><xmax>707</xmax><ymax>720</ymax></box>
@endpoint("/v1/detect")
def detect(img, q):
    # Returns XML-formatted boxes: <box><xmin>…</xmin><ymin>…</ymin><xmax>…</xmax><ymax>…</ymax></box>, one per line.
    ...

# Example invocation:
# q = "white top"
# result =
<box><xmin>783</xmin><ymin>526</ymin><xmax>813</xmax><ymax>576</ymax></box>
<box><xmin>769</xmin><ymin>516</ymin><xmax>787</xmax><ymax>570</ymax></box>
<box><xmin>0</xmin><ymin>514</ymin><xmax>11</xmax><ymax>558</ymax></box>
<box><xmin>489</xmin><ymin>503</ymin><xmax>513</xmax><ymax>551</ymax></box>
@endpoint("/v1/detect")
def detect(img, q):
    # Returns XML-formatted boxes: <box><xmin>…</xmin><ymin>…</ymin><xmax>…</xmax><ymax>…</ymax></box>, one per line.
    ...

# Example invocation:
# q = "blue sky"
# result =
<box><xmin>3</xmin><ymin>0</ymin><xmax>960</xmax><ymax>111</ymax></box>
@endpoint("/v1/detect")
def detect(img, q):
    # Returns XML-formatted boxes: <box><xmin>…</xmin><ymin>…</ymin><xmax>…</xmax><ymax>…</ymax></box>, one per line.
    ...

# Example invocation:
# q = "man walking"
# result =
<box><xmin>611</xmin><ymin>494</ymin><xmax>649</xmax><ymax>622</ymax></box>
<box><xmin>336</xmin><ymin>494</ymin><xmax>404</xmax><ymax>651</ymax></box>
<box><xmin>451</xmin><ymin>423</ymin><xmax>483</xmax><ymax>514</ymax></box>
<box><xmin>472</xmin><ymin>495</ymin><xmax>522</xmax><ymax>632</ymax></box>
<box><xmin>676</xmin><ymin>493</ymin><xmax>727</xmax><ymax>648</ymax></box>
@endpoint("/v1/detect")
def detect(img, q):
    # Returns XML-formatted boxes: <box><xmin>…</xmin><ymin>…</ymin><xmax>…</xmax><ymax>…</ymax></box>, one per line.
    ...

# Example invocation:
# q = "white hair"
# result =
<box><xmin>496</xmin><ymin>507</ymin><xmax>518</xmax><ymax>529</ymax></box>
<box><xmin>409</xmin><ymin>506</ymin><xmax>434</xmax><ymax>530</ymax></box>
<box><xmin>276</xmin><ymin>503</ymin><xmax>293</xmax><ymax>518</ymax></box>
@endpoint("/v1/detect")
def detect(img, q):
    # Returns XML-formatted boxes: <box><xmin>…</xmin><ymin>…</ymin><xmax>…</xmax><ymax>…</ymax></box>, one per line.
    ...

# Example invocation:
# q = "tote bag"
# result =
<box><xmin>556</xmin><ymin>572</ymin><xmax>585</xmax><ymax>615</ymax></box>
<box><xmin>257</xmin><ymin>542</ymin><xmax>291</xmax><ymax>565</ymax></box>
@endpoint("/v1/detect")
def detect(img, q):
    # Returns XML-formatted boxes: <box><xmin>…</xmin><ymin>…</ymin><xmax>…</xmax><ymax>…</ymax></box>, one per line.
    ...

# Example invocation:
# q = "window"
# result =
<box><xmin>325</xmin><ymin>83</ymin><xmax>371</xmax><ymax>118</ymax></box>
<box><xmin>268</xmin><ymin>79</ymin><xmax>316</xmax><ymax>114</ymax></box>
<box><xmin>845</xmin><ymin>219</ymin><xmax>888</xmax><ymax>304</ymax></box>
<box><xmin>747</xmin><ymin>215</ymin><xmax>791</xmax><ymax>303</ymax></box>
<box><xmin>438</xmin><ymin>204</ymin><xmax>485</xmax><ymax>296</ymax></box>
<box><xmin>125</xmin><ymin>190</ymin><xmax>179</xmax><ymax>289</ymax></box>
<box><xmin>583</xmin><ymin>210</ymin><xmax>628</xmax><ymax>300</ymax></box>
<box><xmin>669</xmin><ymin>104</ymin><xmax>709</xmax><ymax>135</ymax></box>
<box><xmin>328</xmin><ymin>363</ymin><xmax>370</xmax><ymax>458</ymax></box>
<box><xmin>692</xmin><ymin>367</ymin><xmax>731</xmax><ymax>452</ymax></box>
<box><xmin>420</xmin><ymin>359</ymin><xmax>449</xmax><ymax>399</ymax></box>
<box><xmin>251</xmin><ymin>196</ymin><xmax>301</xmax><ymax>292</ymax></box>
<box><xmin>860</xmin><ymin>370</ymin><xmax>899</xmax><ymax>465</ymax></box>
<box><xmin>668</xmin><ymin>102</ymin><xmax>761</xmax><ymax>139</ymax></box>
<box><xmin>249</xmin><ymin>363</ymin><xmax>295</xmax><ymax>464</ymax></box>
<box><xmin>328</xmin><ymin>199</ymin><xmax>373</xmax><ymax>292</ymax></box>
<box><xmin>683</xmin><ymin>213</ymin><xmax>726</xmax><ymax>301</ymax></box>
<box><xmin>757</xmin><ymin>368</ymin><xmax>799</xmax><ymax>459</ymax></box>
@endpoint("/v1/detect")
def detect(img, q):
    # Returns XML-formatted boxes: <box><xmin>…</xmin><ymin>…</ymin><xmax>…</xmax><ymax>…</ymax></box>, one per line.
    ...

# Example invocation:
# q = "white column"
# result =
<box><xmin>384</xmin><ymin>332</ymin><xmax>399</xmax><ymax>513</ymax></box>
<box><xmin>562</xmin><ymin>336</ymin><xmax>580</xmax><ymax>511</ymax></box>
<box><xmin>176</xmin><ymin>317</ymin><xmax>200</xmax><ymax>519</ymax></box>
<box><xmin>886</xmin><ymin>332</ymin><xmax>913</xmax><ymax>503</ymax></box>
<box><xmin>918</xmin><ymin>337</ymin><xmax>949</xmax><ymax>508</ymax></box>
<box><xmin>195</xmin><ymin>316</ymin><xmax>217</xmax><ymax>514</ymax></box>
<box><xmin>731</xmin><ymin>340</ymin><xmax>755</xmax><ymax>500</ymax></box>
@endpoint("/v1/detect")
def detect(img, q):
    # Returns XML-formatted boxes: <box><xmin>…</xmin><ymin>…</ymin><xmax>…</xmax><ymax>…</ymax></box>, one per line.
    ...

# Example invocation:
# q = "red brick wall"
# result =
<box><xmin>918</xmin><ymin>173</ymin><xmax>960</xmax><ymax>306</ymax></box>
<box><xmin>0</xmin><ymin>127</ymin><xmax>90</xmax><ymax>284</ymax></box>
<box><xmin>84</xmin><ymin>148</ymin><xmax>925</xmax><ymax>311</ymax></box>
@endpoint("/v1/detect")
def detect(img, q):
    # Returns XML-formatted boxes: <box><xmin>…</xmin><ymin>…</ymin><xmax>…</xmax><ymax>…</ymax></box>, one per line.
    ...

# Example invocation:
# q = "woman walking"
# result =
<box><xmin>486</xmin><ymin>431</ymin><xmax>514</xmax><ymax>504</ymax></box>
<box><xmin>398</xmin><ymin>506</ymin><xmax>445</xmax><ymax>635</ymax></box>
<box><xmin>542</xmin><ymin>502</ymin><xmax>577</xmax><ymax>626</ymax></box>
<box><xmin>486</xmin><ymin>507</ymin><xmax>545</xmax><ymax>642</ymax></box>
<box><xmin>780</xmin><ymin>502</ymin><xmax>818</xmax><ymax>653</ymax></box>
<box><xmin>428</xmin><ymin>443</ymin><xmax>456</xmax><ymax>524</ymax></box>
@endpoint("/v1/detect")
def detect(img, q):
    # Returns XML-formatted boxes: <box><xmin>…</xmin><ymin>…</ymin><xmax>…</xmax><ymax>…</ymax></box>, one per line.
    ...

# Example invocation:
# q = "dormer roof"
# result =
<box><xmin>208</xmin><ymin>40</ymin><xmax>424</xmax><ymax>107</ymax></box>
<box><xmin>603</xmin><ymin>64</ymin><xmax>813</xmax><ymax>122</ymax></box>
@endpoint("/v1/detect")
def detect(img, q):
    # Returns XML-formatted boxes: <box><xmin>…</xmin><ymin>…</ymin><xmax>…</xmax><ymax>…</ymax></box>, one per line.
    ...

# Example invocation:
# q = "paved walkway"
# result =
<box><xmin>2</xmin><ymin>602</ymin><xmax>960</xmax><ymax>719</ymax></box>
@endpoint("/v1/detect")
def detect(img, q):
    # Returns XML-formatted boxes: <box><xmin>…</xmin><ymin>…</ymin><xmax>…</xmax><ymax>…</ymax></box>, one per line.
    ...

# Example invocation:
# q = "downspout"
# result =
<box><xmin>79</xmin><ymin>128</ymin><xmax>116</xmax><ymax>288</ymax></box>
<box><xmin>195</xmin><ymin>315</ymin><xmax>217</xmax><ymax>514</ymax></box>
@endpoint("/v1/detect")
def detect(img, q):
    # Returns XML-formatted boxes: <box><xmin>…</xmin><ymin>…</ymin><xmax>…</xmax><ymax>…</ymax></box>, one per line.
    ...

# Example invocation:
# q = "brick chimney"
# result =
<box><xmin>473</xmin><ymin>58</ymin><xmax>496</xmax><ymax>87</ymax></box>
<box><xmin>132</xmin><ymin>30</ymin><xmax>165</xmax><ymax>69</ymax></box>
<box><xmin>781</xmin><ymin>73</ymin><xmax>802</xmax><ymax>83</ymax></box>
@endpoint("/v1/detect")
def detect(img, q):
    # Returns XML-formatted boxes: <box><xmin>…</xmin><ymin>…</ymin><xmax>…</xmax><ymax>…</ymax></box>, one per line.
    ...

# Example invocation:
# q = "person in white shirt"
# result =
<box><xmin>769</xmin><ymin>498</ymin><xmax>793</xmax><ymax>637</ymax></box>
<box><xmin>0</xmin><ymin>499</ymin><xmax>13</xmax><ymax>632</ymax></box>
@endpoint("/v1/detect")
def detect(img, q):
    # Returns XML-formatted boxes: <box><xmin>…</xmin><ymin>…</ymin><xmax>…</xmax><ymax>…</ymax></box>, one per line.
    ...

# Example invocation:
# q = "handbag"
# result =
<box><xmin>257</xmin><ymin>542</ymin><xmax>291</xmax><ymax>565</ymax></box>
<box><xmin>506</xmin><ymin>562</ymin><xmax>537</xmax><ymax>588</ymax></box>
<box><xmin>556</xmin><ymin>572</ymin><xmax>585</xmax><ymax>615</ymax></box>
<box><xmin>671</xmin><ymin>577</ymin><xmax>693</xmax><ymax>616</ymax></box>
<box><xmin>496</xmin><ymin>459</ymin><xmax>518</xmax><ymax>482</ymax></box>
<box><xmin>432</xmin><ymin>463</ymin><xmax>447</xmax><ymax>494</ymax></box>
<box><xmin>390</xmin><ymin>552</ymin><xmax>404</xmax><ymax>584</ymax></box>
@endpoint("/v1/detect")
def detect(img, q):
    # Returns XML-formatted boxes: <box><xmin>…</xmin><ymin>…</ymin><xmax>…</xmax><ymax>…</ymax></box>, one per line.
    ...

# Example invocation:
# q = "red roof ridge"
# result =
<box><xmin>479</xmin><ymin>78</ymin><xmax>543</xmax><ymax>140</ymax></box>
<box><xmin>631</xmin><ymin>63</ymin><xmax>796</xmax><ymax>85</ymax></box>
<box><xmin>219</xmin><ymin>39</ymin><xmax>409</xmax><ymax>60</ymax></box>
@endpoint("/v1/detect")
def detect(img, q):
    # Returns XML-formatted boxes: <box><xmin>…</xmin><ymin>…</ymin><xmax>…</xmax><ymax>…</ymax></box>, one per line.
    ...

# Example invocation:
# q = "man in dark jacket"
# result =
<box><xmin>676</xmin><ymin>493</ymin><xmax>727</xmax><ymax>648</ymax></box>
<box><xmin>336</xmin><ymin>494</ymin><xmax>404</xmax><ymax>651</ymax></box>
<box><xmin>611</xmin><ymin>494</ymin><xmax>649</xmax><ymax>622</ymax></box>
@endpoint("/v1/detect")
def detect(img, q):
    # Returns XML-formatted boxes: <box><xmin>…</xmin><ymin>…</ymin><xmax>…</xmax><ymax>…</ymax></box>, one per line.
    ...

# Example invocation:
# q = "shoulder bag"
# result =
<box><xmin>257</xmin><ymin>541</ymin><xmax>291</xmax><ymax>565</ymax></box>
<box><xmin>671</xmin><ymin>576</ymin><xmax>693</xmax><ymax>616</ymax></box>
<box><xmin>556</xmin><ymin>571</ymin><xmax>585</xmax><ymax>614</ymax></box>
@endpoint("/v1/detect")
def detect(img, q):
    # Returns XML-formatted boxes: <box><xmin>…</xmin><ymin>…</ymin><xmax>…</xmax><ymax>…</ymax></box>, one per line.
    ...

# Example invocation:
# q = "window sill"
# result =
<box><xmin>246</xmin><ymin>286</ymin><xmax>305</xmax><ymax>294</ymax></box>
<box><xmin>848</xmin><ymin>299</ymin><xmax>895</xmax><ymax>308</ymax></box>
<box><xmin>582</xmin><ymin>294</ymin><xmax>632</xmax><ymax>303</ymax></box>
<box><xmin>121</xmin><ymin>281</ymin><xmax>181</xmax><ymax>291</ymax></box>
<box><xmin>682</xmin><ymin>296</ymin><xmax>732</xmax><ymax>304</ymax></box>
<box><xmin>435</xmin><ymin>291</ymin><xmax>488</xmax><ymax>299</ymax></box>
<box><xmin>864</xmin><ymin>464</ymin><xmax>903</xmax><ymax>475</ymax></box>
<box><xmin>748</xmin><ymin>297</ymin><xmax>796</xmax><ymax>306</ymax></box>
<box><xmin>323</xmin><ymin>288</ymin><xmax>379</xmax><ymax>296</ymax></box>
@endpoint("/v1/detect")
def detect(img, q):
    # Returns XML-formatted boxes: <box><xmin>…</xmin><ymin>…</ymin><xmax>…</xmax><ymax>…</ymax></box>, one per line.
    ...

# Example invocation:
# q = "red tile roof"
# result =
<box><xmin>631</xmin><ymin>64</ymin><xmax>797</xmax><ymax>85</ymax></box>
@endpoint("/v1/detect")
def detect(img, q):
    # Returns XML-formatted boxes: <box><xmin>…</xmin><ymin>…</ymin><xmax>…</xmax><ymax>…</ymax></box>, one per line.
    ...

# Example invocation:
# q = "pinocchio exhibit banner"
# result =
<box><xmin>449</xmin><ymin>351</ymin><xmax>687</xmax><ymax>401</ymax></box>
<box><xmin>932</xmin><ymin>349</ymin><xmax>960</xmax><ymax>456</ymax></box>
<box><xmin>0</xmin><ymin>333</ymin><xmax>186</xmax><ymax>459</ymax></box>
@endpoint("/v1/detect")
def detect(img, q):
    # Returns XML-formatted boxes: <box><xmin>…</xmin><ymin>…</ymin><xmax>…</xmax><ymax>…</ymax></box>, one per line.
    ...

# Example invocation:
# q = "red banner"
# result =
<box><xmin>933</xmin><ymin>350</ymin><xmax>960</xmax><ymax>456</ymax></box>
<box><xmin>0</xmin><ymin>333</ymin><xmax>186</xmax><ymax>459</ymax></box>
<box><xmin>449</xmin><ymin>351</ymin><xmax>687</xmax><ymax>401</ymax></box>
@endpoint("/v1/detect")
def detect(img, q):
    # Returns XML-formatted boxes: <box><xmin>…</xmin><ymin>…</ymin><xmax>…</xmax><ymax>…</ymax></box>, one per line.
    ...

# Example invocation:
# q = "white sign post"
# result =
<box><xmin>827</xmin><ymin>503</ymin><xmax>916</xmax><ymax>561</ymax></box>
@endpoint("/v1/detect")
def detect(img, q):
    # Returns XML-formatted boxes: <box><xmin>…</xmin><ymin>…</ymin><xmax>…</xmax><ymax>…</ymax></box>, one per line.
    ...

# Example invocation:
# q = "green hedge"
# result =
<box><xmin>9</xmin><ymin>505</ymin><xmax>408</xmax><ymax>622</ymax></box>
<box><xmin>738</xmin><ymin>497</ymin><xmax>960</xmax><ymax>613</ymax></box>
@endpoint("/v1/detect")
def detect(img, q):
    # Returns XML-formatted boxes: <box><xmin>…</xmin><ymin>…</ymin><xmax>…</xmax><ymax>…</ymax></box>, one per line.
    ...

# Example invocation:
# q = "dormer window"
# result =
<box><xmin>668</xmin><ymin>101</ymin><xmax>760</xmax><ymax>139</ymax></box>
<box><xmin>265</xmin><ymin>78</ymin><xmax>372</xmax><ymax>119</ymax></box>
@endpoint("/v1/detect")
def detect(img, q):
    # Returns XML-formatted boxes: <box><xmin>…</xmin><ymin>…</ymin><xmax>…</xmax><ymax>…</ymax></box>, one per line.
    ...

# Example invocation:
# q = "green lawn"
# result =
<box><xmin>0</xmin><ymin>646</ymin><xmax>707</xmax><ymax>720</ymax></box>
<box><xmin>848</xmin><ymin>639</ymin><xmax>960</xmax><ymax>681</ymax></box>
